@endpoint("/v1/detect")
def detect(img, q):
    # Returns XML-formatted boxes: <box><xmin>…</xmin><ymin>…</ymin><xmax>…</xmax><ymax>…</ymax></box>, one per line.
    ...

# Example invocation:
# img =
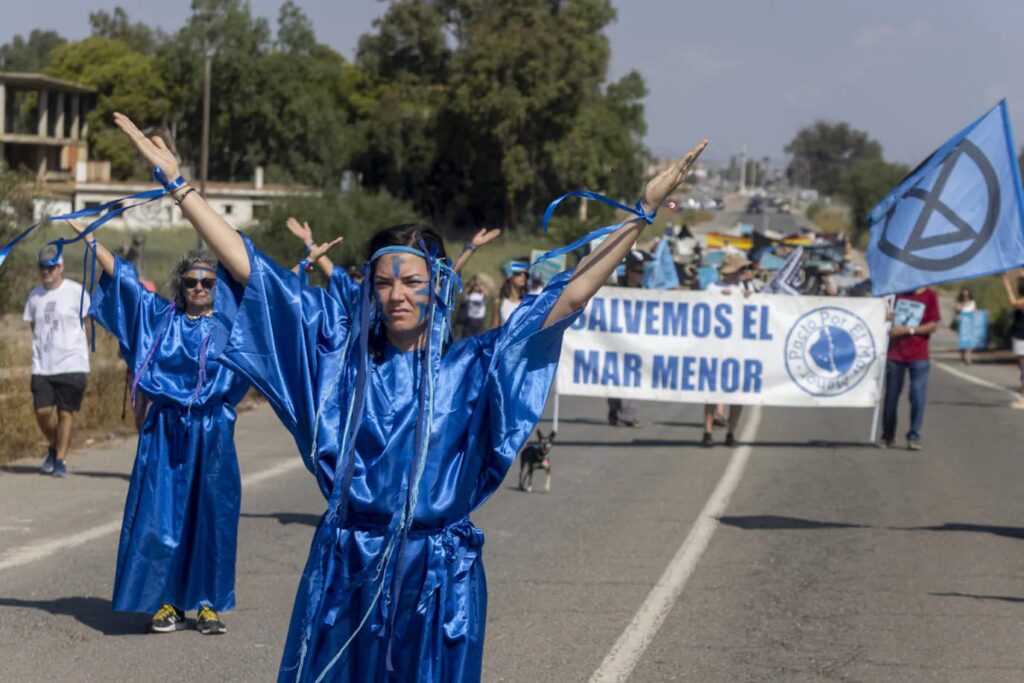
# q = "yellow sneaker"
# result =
<box><xmin>196</xmin><ymin>604</ymin><xmax>226</xmax><ymax>635</ymax></box>
<box><xmin>150</xmin><ymin>604</ymin><xmax>186</xmax><ymax>633</ymax></box>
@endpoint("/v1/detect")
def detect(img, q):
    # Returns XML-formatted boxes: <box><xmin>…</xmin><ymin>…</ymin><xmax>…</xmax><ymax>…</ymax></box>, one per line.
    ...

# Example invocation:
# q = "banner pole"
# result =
<box><xmin>870</xmin><ymin>296</ymin><xmax>895</xmax><ymax>444</ymax></box>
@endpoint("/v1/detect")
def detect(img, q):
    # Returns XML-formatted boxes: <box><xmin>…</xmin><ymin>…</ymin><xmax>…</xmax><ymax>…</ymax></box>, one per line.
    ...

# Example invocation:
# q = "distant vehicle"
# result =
<box><xmin>776</xmin><ymin>199</ymin><xmax>792</xmax><ymax>214</ymax></box>
<box><xmin>746</xmin><ymin>196</ymin><xmax>764</xmax><ymax>214</ymax></box>
<box><xmin>712</xmin><ymin>196</ymin><xmax>725</xmax><ymax>210</ymax></box>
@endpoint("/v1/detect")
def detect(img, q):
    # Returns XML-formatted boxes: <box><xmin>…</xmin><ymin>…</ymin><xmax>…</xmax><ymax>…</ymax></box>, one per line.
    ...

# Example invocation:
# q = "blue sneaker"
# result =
<box><xmin>40</xmin><ymin>447</ymin><xmax>56</xmax><ymax>475</ymax></box>
<box><xmin>52</xmin><ymin>459</ymin><xmax>68</xmax><ymax>478</ymax></box>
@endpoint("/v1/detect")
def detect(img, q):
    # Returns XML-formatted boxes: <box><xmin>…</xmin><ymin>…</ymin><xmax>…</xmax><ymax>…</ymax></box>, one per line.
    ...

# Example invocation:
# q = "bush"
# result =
<box><xmin>248</xmin><ymin>189</ymin><xmax>420</xmax><ymax>279</ymax></box>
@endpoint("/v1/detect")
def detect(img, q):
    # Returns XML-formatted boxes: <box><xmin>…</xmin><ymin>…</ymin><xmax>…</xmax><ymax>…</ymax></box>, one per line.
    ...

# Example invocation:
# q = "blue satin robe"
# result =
<box><xmin>328</xmin><ymin>267</ymin><xmax>361</xmax><ymax>310</ymax></box>
<box><xmin>90</xmin><ymin>257</ymin><xmax>250</xmax><ymax>613</ymax></box>
<box><xmin>210</xmin><ymin>236</ymin><xmax>579</xmax><ymax>682</ymax></box>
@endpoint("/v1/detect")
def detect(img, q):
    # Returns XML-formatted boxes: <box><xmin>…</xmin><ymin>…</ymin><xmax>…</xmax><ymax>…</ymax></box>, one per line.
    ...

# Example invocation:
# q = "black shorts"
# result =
<box><xmin>31</xmin><ymin>373</ymin><xmax>88</xmax><ymax>412</ymax></box>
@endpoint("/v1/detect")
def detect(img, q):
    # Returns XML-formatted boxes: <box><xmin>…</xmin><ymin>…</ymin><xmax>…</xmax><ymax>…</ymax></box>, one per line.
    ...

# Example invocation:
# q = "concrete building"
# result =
<box><xmin>3</xmin><ymin>72</ymin><xmax>317</xmax><ymax>232</ymax></box>
<box><xmin>33</xmin><ymin>167</ymin><xmax>316</xmax><ymax>231</ymax></box>
<box><xmin>0</xmin><ymin>72</ymin><xmax>96</xmax><ymax>180</ymax></box>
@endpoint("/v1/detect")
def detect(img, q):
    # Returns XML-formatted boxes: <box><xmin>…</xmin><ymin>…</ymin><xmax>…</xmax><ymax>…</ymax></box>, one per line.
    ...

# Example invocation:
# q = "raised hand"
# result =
<box><xmin>641</xmin><ymin>139</ymin><xmax>709</xmax><ymax>213</ymax></box>
<box><xmin>286</xmin><ymin>217</ymin><xmax>314</xmax><ymax>245</ymax></box>
<box><xmin>470</xmin><ymin>228</ymin><xmax>502</xmax><ymax>249</ymax></box>
<box><xmin>112</xmin><ymin>112</ymin><xmax>181</xmax><ymax>180</ymax></box>
<box><xmin>65</xmin><ymin>218</ymin><xmax>88</xmax><ymax>238</ymax></box>
<box><xmin>306</xmin><ymin>237</ymin><xmax>343</xmax><ymax>263</ymax></box>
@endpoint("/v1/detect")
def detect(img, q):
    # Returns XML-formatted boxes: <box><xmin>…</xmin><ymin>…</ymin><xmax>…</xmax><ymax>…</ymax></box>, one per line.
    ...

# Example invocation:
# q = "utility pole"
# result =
<box><xmin>738</xmin><ymin>145</ymin><xmax>747</xmax><ymax>194</ymax></box>
<box><xmin>198</xmin><ymin>51</ymin><xmax>212</xmax><ymax>248</ymax></box>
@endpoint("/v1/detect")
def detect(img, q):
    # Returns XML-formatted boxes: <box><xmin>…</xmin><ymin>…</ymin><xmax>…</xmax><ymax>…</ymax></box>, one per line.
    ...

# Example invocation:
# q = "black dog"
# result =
<box><xmin>518</xmin><ymin>430</ymin><xmax>555</xmax><ymax>493</ymax></box>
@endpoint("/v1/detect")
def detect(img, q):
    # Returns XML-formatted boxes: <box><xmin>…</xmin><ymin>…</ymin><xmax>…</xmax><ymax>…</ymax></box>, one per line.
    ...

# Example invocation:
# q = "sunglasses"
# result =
<box><xmin>183</xmin><ymin>277</ymin><xmax>216</xmax><ymax>291</ymax></box>
<box><xmin>38</xmin><ymin>264</ymin><xmax>59</xmax><ymax>271</ymax></box>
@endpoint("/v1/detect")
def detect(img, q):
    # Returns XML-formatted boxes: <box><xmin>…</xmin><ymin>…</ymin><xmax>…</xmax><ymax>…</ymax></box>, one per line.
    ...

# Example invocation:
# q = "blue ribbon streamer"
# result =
<box><xmin>530</xmin><ymin>190</ymin><xmax>657</xmax><ymax>266</ymax></box>
<box><xmin>0</xmin><ymin>169</ymin><xmax>174</xmax><ymax>271</ymax></box>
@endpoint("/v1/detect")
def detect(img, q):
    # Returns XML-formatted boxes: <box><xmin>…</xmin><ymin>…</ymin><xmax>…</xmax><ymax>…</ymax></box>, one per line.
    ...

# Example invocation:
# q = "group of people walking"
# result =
<box><xmin>14</xmin><ymin>109</ymin><xmax>708</xmax><ymax>681</ymax></box>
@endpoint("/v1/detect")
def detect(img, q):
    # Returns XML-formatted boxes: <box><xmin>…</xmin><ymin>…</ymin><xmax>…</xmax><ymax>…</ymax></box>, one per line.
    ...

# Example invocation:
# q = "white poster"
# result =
<box><xmin>558</xmin><ymin>287</ymin><xmax>889</xmax><ymax>407</ymax></box>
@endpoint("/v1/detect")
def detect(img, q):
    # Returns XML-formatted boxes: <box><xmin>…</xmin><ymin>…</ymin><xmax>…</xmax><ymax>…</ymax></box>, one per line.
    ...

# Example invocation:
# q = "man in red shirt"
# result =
<box><xmin>881</xmin><ymin>287</ymin><xmax>940</xmax><ymax>449</ymax></box>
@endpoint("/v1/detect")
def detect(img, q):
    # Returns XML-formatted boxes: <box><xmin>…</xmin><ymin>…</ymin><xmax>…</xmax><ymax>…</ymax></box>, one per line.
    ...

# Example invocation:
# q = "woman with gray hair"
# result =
<box><xmin>66</xmin><ymin>220</ymin><xmax>315</xmax><ymax>636</ymax></box>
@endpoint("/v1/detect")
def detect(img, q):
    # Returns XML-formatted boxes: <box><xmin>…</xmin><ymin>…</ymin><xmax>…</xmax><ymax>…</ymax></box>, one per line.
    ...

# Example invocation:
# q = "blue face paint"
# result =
<box><xmin>411</xmin><ymin>285</ymin><xmax>431</xmax><ymax>321</ymax></box>
<box><xmin>391</xmin><ymin>256</ymin><xmax>405</xmax><ymax>279</ymax></box>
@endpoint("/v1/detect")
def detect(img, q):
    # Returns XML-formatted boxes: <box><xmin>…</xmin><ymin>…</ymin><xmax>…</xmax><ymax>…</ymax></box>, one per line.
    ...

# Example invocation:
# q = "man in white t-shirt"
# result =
<box><xmin>701</xmin><ymin>252</ymin><xmax>753</xmax><ymax>448</ymax></box>
<box><xmin>22</xmin><ymin>245</ymin><xmax>91</xmax><ymax>477</ymax></box>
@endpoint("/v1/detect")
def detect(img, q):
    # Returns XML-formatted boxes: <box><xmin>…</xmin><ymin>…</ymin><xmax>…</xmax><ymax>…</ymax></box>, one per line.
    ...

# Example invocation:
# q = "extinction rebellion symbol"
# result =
<box><xmin>877</xmin><ymin>138</ymin><xmax>1000</xmax><ymax>271</ymax></box>
<box><xmin>784</xmin><ymin>307</ymin><xmax>877</xmax><ymax>397</ymax></box>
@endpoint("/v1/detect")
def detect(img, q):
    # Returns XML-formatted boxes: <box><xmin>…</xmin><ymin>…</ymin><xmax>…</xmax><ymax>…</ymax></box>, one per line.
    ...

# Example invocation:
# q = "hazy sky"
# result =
<box><xmin>3</xmin><ymin>1</ymin><xmax>1022</xmax><ymax>167</ymax></box>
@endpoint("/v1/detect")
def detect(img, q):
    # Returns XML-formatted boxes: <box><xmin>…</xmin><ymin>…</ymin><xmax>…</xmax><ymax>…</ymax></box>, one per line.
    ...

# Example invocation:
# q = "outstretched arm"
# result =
<box><xmin>113</xmin><ymin>112</ymin><xmax>251</xmax><ymax>284</ymax></box>
<box><xmin>291</xmin><ymin>237</ymin><xmax>344</xmax><ymax>275</ymax></box>
<box><xmin>66</xmin><ymin>219</ymin><xmax>116</xmax><ymax>277</ymax></box>
<box><xmin>1003</xmin><ymin>273</ymin><xmax>1024</xmax><ymax>310</ymax></box>
<box><xmin>542</xmin><ymin>139</ymin><xmax>708</xmax><ymax>328</ymax></box>
<box><xmin>286</xmin><ymin>217</ymin><xmax>338</xmax><ymax>277</ymax></box>
<box><xmin>453</xmin><ymin>228</ymin><xmax>502</xmax><ymax>273</ymax></box>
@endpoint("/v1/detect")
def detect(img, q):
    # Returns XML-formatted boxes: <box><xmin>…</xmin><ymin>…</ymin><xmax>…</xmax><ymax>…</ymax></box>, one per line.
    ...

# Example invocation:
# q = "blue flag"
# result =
<box><xmin>867</xmin><ymin>100</ymin><xmax>1024</xmax><ymax>295</ymax></box>
<box><xmin>642</xmin><ymin>237</ymin><xmax>680</xmax><ymax>290</ymax></box>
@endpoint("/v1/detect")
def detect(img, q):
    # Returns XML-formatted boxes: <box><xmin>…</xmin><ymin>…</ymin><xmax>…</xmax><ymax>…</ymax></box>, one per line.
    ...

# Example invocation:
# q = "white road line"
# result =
<box><xmin>933</xmin><ymin>361</ymin><xmax>1017</xmax><ymax>398</ymax></box>
<box><xmin>590</xmin><ymin>406</ymin><xmax>763</xmax><ymax>683</ymax></box>
<box><xmin>0</xmin><ymin>457</ymin><xmax>305</xmax><ymax>574</ymax></box>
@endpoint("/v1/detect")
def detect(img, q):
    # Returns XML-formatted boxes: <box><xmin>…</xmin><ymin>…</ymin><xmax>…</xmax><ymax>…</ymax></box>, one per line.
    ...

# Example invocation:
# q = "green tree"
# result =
<box><xmin>0</xmin><ymin>163</ymin><xmax>37</xmax><ymax>313</ymax></box>
<box><xmin>0</xmin><ymin>30</ymin><xmax>66</xmax><ymax>71</ymax></box>
<box><xmin>89</xmin><ymin>7</ymin><xmax>168</xmax><ymax>55</ymax></box>
<box><xmin>838</xmin><ymin>157</ymin><xmax>909</xmax><ymax>244</ymax></box>
<box><xmin>162</xmin><ymin>0</ymin><xmax>356</xmax><ymax>186</ymax></box>
<box><xmin>785</xmin><ymin>121</ymin><xmax>883</xmax><ymax>197</ymax></box>
<box><xmin>46</xmin><ymin>37</ymin><xmax>171</xmax><ymax>179</ymax></box>
<box><xmin>352</xmin><ymin>0</ymin><xmax>648</xmax><ymax>233</ymax></box>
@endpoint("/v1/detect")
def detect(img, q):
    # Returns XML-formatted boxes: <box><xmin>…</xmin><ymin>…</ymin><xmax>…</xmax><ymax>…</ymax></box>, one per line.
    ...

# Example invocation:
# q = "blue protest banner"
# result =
<box><xmin>867</xmin><ymin>100</ymin><xmax>1024</xmax><ymax>295</ymax></box>
<box><xmin>957</xmin><ymin>309</ymin><xmax>989</xmax><ymax>350</ymax></box>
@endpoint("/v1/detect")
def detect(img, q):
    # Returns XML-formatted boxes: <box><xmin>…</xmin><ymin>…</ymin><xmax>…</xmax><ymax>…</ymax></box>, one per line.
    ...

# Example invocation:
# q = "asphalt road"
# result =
<box><xmin>4</xmin><ymin>210</ymin><xmax>1024</xmax><ymax>682</ymax></box>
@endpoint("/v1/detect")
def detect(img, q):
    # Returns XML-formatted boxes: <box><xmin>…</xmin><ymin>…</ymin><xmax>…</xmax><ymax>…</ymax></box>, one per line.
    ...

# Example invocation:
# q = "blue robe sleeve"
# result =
<box><xmin>327</xmin><ymin>266</ymin><xmax>362</xmax><ymax>314</ymax></box>
<box><xmin>209</xmin><ymin>233</ymin><xmax>351</xmax><ymax>476</ymax></box>
<box><xmin>89</xmin><ymin>256</ymin><xmax>173</xmax><ymax>368</ymax></box>
<box><xmin>478</xmin><ymin>270</ymin><xmax>582</xmax><ymax>499</ymax></box>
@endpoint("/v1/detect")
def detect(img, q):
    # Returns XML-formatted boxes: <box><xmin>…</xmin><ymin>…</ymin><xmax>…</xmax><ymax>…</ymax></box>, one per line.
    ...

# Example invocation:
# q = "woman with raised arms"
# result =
<box><xmin>112</xmin><ymin>111</ymin><xmax>706</xmax><ymax>682</ymax></box>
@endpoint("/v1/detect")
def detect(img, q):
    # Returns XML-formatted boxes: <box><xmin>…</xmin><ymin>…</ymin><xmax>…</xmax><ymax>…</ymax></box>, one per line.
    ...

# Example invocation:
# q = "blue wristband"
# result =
<box><xmin>303</xmin><ymin>241</ymin><xmax>314</xmax><ymax>256</ymax></box>
<box><xmin>153</xmin><ymin>167</ymin><xmax>186</xmax><ymax>192</ymax></box>
<box><xmin>464</xmin><ymin>242</ymin><xmax>477</xmax><ymax>253</ymax></box>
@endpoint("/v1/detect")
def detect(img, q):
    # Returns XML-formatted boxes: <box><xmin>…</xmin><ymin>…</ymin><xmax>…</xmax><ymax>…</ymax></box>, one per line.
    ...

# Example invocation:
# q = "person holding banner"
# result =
<box><xmin>607</xmin><ymin>249</ymin><xmax>651</xmax><ymax>427</ymax></box>
<box><xmin>1000</xmin><ymin>273</ymin><xmax>1024</xmax><ymax>407</ymax></box>
<box><xmin>65</xmin><ymin>219</ymin><xmax>256</xmax><ymax>635</ymax></box>
<box><xmin>881</xmin><ymin>287</ymin><xmax>940</xmax><ymax>449</ymax></box>
<box><xmin>110</xmin><ymin>109</ymin><xmax>706</xmax><ymax>682</ymax></box>
<box><xmin>701</xmin><ymin>252</ymin><xmax>753</xmax><ymax>447</ymax></box>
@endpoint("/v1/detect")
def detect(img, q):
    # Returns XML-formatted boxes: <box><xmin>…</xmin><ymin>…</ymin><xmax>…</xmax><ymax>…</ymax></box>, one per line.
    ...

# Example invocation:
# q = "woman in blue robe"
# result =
<box><xmin>70</xmin><ymin>220</ymin><xmax>251</xmax><ymax>635</ymax></box>
<box><xmin>111</xmin><ymin>111</ymin><xmax>707</xmax><ymax>681</ymax></box>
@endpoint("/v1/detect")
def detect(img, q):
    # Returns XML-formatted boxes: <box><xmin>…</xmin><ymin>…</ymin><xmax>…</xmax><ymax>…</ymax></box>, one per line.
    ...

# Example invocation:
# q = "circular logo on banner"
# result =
<box><xmin>877</xmin><ymin>138</ymin><xmax>1000</xmax><ymax>271</ymax></box>
<box><xmin>784</xmin><ymin>307</ymin><xmax>877</xmax><ymax>397</ymax></box>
